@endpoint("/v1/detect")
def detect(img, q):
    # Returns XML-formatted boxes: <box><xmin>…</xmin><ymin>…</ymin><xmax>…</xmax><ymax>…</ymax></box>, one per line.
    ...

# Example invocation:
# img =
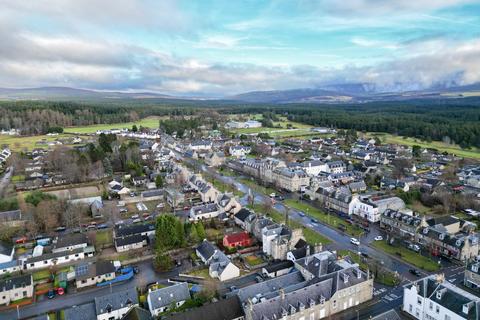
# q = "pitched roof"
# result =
<box><xmin>95</xmin><ymin>288</ymin><xmax>138</xmax><ymax>315</ymax></box>
<box><xmin>0</xmin><ymin>274</ymin><xmax>32</xmax><ymax>292</ymax></box>
<box><xmin>164</xmin><ymin>296</ymin><xmax>244</xmax><ymax>320</ymax></box>
<box><xmin>54</xmin><ymin>233</ymin><xmax>88</xmax><ymax>250</ymax></box>
<box><xmin>63</xmin><ymin>302</ymin><xmax>97</xmax><ymax>320</ymax></box>
<box><xmin>224</xmin><ymin>232</ymin><xmax>250</xmax><ymax>244</ymax></box>
<box><xmin>234</xmin><ymin>208</ymin><xmax>254</xmax><ymax>222</ymax></box>
<box><xmin>148</xmin><ymin>283</ymin><xmax>190</xmax><ymax>310</ymax></box>
<box><xmin>196</xmin><ymin>240</ymin><xmax>216</xmax><ymax>261</ymax></box>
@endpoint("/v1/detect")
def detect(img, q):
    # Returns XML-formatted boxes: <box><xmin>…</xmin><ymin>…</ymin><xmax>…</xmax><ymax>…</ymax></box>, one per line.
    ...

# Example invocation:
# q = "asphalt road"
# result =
<box><xmin>0</xmin><ymin>166</ymin><xmax>13</xmax><ymax>198</ymax></box>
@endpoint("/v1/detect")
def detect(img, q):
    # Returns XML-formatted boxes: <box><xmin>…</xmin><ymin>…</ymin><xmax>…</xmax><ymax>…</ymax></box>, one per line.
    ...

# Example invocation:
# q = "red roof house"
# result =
<box><xmin>223</xmin><ymin>231</ymin><xmax>251</xmax><ymax>248</ymax></box>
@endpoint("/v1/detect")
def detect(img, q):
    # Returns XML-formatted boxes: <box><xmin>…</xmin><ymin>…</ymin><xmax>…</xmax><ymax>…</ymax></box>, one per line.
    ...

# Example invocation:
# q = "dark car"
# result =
<box><xmin>409</xmin><ymin>269</ymin><xmax>421</xmax><ymax>277</ymax></box>
<box><xmin>47</xmin><ymin>289</ymin><xmax>56</xmax><ymax>299</ymax></box>
<box><xmin>133</xmin><ymin>266</ymin><xmax>139</xmax><ymax>274</ymax></box>
<box><xmin>360</xmin><ymin>251</ymin><xmax>369</xmax><ymax>258</ymax></box>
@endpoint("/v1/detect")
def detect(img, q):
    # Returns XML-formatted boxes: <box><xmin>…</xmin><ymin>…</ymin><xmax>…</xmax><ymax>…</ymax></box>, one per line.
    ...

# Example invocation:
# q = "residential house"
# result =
<box><xmin>63</xmin><ymin>302</ymin><xmax>97</xmax><ymax>320</ymax></box>
<box><xmin>91</xmin><ymin>200</ymin><xmax>104</xmax><ymax>218</ymax></box>
<box><xmin>403</xmin><ymin>274</ymin><xmax>480</xmax><ymax>320</ymax></box>
<box><xmin>52</xmin><ymin>233</ymin><xmax>89</xmax><ymax>253</ymax></box>
<box><xmin>229</xmin><ymin>146</ymin><xmax>252</xmax><ymax>158</ymax></box>
<box><xmin>165</xmin><ymin>188</ymin><xmax>185</xmax><ymax>208</ymax></box>
<box><xmin>238</xmin><ymin>251</ymin><xmax>373</xmax><ymax>320</ymax></box>
<box><xmin>349</xmin><ymin>195</ymin><xmax>405</xmax><ymax>223</ymax></box>
<box><xmin>0</xmin><ymin>274</ymin><xmax>33</xmax><ymax>305</ymax></box>
<box><xmin>75</xmin><ymin>261</ymin><xmax>116</xmax><ymax>288</ymax></box>
<box><xmin>325</xmin><ymin>161</ymin><xmax>346</xmax><ymax>174</ymax></box>
<box><xmin>234</xmin><ymin>208</ymin><xmax>256</xmax><ymax>230</ymax></box>
<box><xmin>0</xmin><ymin>260</ymin><xmax>22</xmax><ymax>275</ymax></box>
<box><xmin>147</xmin><ymin>283</ymin><xmax>190</xmax><ymax>317</ymax></box>
<box><xmin>0</xmin><ymin>242</ymin><xmax>14</xmax><ymax>264</ymax></box>
<box><xmin>464</xmin><ymin>261</ymin><xmax>480</xmax><ymax>291</ymax></box>
<box><xmin>189</xmin><ymin>203</ymin><xmax>221</xmax><ymax>221</ymax></box>
<box><xmin>189</xmin><ymin>140</ymin><xmax>212</xmax><ymax>151</ymax></box>
<box><xmin>223</xmin><ymin>232</ymin><xmax>252</xmax><ymax>249</ymax></box>
<box><xmin>164</xmin><ymin>296</ymin><xmax>244</xmax><ymax>320</ymax></box>
<box><xmin>131</xmin><ymin>176</ymin><xmax>148</xmax><ymax>187</ymax></box>
<box><xmin>196</xmin><ymin>240</ymin><xmax>240</xmax><ymax>281</ymax></box>
<box><xmin>217</xmin><ymin>193</ymin><xmax>241</xmax><ymax>215</ymax></box>
<box><xmin>262</xmin><ymin>225</ymin><xmax>306</xmax><ymax>260</ymax></box>
<box><xmin>95</xmin><ymin>288</ymin><xmax>139</xmax><ymax>320</ymax></box>
<box><xmin>380</xmin><ymin>209</ymin><xmax>423</xmax><ymax>240</ymax></box>
<box><xmin>113</xmin><ymin>223</ymin><xmax>155</xmax><ymax>252</ymax></box>
<box><xmin>271</xmin><ymin>168</ymin><xmax>310</xmax><ymax>192</ymax></box>
<box><xmin>23</xmin><ymin>247</ymin><xmax>95</xmax><ymax>270</ymax></box>
<box><xmin>205</xmin><ymin>152</ymin><xmax>226</xmax><ymax>167</ymax></box>
<box><xmin>262</xmin><ymin>260</ymin><xmax>294</xmax><ymax>278</ymax></box>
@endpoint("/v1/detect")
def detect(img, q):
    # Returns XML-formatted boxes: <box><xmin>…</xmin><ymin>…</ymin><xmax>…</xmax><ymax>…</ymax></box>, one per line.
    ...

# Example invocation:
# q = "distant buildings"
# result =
<box><xmin>225</xmin><ymin>120</ymin><xmax>262</xmax><ymax>129</ymax></box>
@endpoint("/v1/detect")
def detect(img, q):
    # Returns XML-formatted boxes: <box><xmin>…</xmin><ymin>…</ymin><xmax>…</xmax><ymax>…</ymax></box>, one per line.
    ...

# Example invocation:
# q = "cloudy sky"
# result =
<box><xmin>1</xmin><ymin>0</ymin><xmax>480</xmax><ymax>96</ymax></box>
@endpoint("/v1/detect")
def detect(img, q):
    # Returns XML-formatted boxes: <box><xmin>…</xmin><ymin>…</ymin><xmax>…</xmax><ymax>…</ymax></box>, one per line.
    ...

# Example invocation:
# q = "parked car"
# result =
<box><xmin>255</xmin><ymin>275</ymin><xmax>264</xmax><ymax>283</ymax></box>
<box><xmin>359</xmin><ymin>251</ymin><xmax>369</xmax><ymax>258</ymax></box>
<box><xmin>310</xmin><ymin>218</ymin><xmax>318</xmax><ymax>223</ymax></box>
<box><xmin>345</xmin><ymin>219</ymin><xmax>354</xmax><ymax>225</ymax></box>
<box><xmin>269</xmin><ymin>193</ymin><xmax>276</xmax><ymax>198</ymax></box>
<box><xmin>97</xmin><ymin>224</ymin><xmax>108</xmax><ymax>229</ymax></box>
<box><xmin>408</xmin><ymin>244</ymin><xmax>421</xmax><ymax>252</ymax></box>
<box><xmin>47</xmin><ymin>290</ymin><xmax>56</xmax><ymax>299</ymax></box>
<box><xmin>119</xmin><ymin>208</ymin><xmax>128</xmax><ymax>213</ymax></box>
<box><xmin>131</xmin><ymin>214</ymin><xmax>139</xmax><ymax>219</ymax></box>
<box><xmin>55</xmin><ymin>226</ymin><xmax>67</xmax><ymax>233</ymax></box>
<box><xmin>132</xmin><ymin>218</ymin><xmax>141</xmax><ymax>224</ymax></box>
<box><xmin>374</xmin><ymin>236</ymin><xmax>383</xmax><ymax>241</ymax></box>
<box><xmin>229</xmin><ymin>286</ymin><xmax>238</xmax><ymax>292</ymax></box>
<box><xmin>56</xmin><ymin>287</ymin><xmax>65</xmax><ymax>295</ymax></box>
<box><xmin>338</xmin><ymin>224</ymin><xmax>346</xmax><ymax>232</ymax></box>
<box><xmin>350</xmin><ymin>238</ymin><xmax>360</xmax><ymax>246</ymax></box>
<box><xmin>15</xmin><ymin>236</ymin><xmax>28</xmax><ymax>244</ymax></box>
<box><xmin>409</xmin><ymin>269</ymin><xmax>421</xmax><ymax>277</ymax></box>
<box><xmin>298</xmin><ymin>212</ymin><xmax>305</xmax><ymax>217</ymax></box>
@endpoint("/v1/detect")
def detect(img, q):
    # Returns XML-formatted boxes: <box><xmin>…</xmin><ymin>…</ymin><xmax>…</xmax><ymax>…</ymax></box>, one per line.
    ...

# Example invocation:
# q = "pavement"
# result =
<box><xmin>0</xmin><ymin>166</ymin><xmax>13</xmax><ymax>197</ymax></box>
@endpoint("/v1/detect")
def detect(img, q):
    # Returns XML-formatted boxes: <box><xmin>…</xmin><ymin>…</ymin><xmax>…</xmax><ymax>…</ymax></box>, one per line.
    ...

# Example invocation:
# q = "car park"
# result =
<box><xmin>350</xmin><ymin>238</ymin><xmax>360</xmax><ymax>245</ymax></box>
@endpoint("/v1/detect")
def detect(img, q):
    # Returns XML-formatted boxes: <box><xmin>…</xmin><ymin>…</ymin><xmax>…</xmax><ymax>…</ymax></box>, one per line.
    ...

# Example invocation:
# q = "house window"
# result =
<box><xmin>310</xmin><ymin>313</ymin><xmax>315</xmax><ymax>320</ymax></box>
<box><xmin>417</xmin><ymin>297</ymin><xmax>422</xmax><ymax>304</ymax></box>
<box><xmin>409</xmin><ymin>305</ymin><xmax>413</xmax><ymax>313</ymax></box>
<box><xmin>436</xmin><ymin>306</ymin><xmax>440</xmax><ymax>314</ymax></box>
<box><xmin>23</xmin><ymin>291</ymin><xmax>27</xmax><ymax>297</ymax></box>
<box><xmin>332</xmin><ymin>300</ymin><xmax>337</xmax><ymax>309</ymax></box>
<box><xmin>445</xmin><ymin>315</ymin><xmax>451</xmax><ymax>320</ymax></box>
<box><xmin>429</xmin><ymin>302</ymin><xmax>433</xmax><ymax>310</ymax></box>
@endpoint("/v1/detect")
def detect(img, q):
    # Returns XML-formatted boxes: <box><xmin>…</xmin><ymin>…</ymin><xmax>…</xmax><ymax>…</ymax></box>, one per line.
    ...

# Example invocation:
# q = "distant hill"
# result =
<box><xmin>0</xmin><ymin>87</ymin><xmax>173</xmax><ymax>100</ymax></box>
<box><xmin>1</xmin><ymin>82</ymin><xmax>480</xmax><ymax>103</ymax></box>
<box><xmin>229</xmin><ymin>82</ymin><xmax>480</xmax><ymax>103</ymax></box>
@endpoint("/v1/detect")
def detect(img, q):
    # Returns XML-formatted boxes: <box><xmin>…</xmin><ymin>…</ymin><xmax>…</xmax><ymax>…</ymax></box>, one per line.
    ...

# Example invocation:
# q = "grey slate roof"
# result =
<box><xmin>115</xmin><ymin>234</ymin><xmax>145</xmax><ymax>247</ymax></box>
<box><xmin>54</xmin><ymin>233</ymin><xmax>88</xmax><ymax>250</ymax></box>
<box><xmin>148</xmin><ymin>283</ymin><xmax>190</xmax><ymax>310</ymax></box>
<box><xmin>63</xmin><ymin>302</ymin><xmax>97</xmax><ymax>320</ymax></box>
<box><xmin>0</xmin><ymin>274</ymin><xmax>32</xmax><ymax>292</ymax></box>
<box><xmin>115</xmin><ymin>223</ymin><xmax>155</xmax><ymax>237</ymax></box>
<box><xmin>75</xmin><ymin>260</ymin><xmax>116</xmax><ymax>281</ymax></box>
<box><xmin>95</xmin><ymin>288</ymin><xmax>138</xmax><ymax>315</ymax></box>
<box><xmin>164</xmin><ymin>296</ymin><xmax>244</xmax><ymax>320</ymax></box>
<box><xmin>196</xmin><ymin>240</ymin><xmax>216</xmax><ymax>261</ymax></box>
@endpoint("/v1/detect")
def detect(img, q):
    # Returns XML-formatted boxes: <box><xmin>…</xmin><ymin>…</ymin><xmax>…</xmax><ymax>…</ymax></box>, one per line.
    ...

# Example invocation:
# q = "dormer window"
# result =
<box><xmin>436</xmin><ymin>288</ymin><xmax>446</xmax><ymax>300</ymax></box>
<box><xmin>463</xmin><ymin>302</ymin><xmax>474</xmax><ymax>315</ymax></box>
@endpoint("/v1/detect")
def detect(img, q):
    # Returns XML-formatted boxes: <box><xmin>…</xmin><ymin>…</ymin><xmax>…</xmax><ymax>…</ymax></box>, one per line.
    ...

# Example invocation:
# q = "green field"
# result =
<box><xmin>63</xmin><ymin>116</ymin><xmax>163</xmax><ymax>134</ymax></box>
<box><xmin>0</xmin><ymin>134</ymin><xmax>89</xmax><ymax>151</ymax></box>
<box><xmin>284</xmin><ymin>199</ymin><xmax>363</xmax><ymax>237</ymax></box>
<box><xmin>372</xmin><ymin>240</ymin><xmax>440</xmax><ymax>272</ymax></box>
<box><xmin>367</xmin><ymin>132</ymin><xmax>480</xmax><ymax>159</ymax></box>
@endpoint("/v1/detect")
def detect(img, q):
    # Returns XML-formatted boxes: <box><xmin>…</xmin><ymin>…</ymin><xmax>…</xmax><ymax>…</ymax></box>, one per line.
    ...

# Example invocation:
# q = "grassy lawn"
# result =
<box><xmin>11</xmin><ymin>175</ymin><xmax>25</xmax><ymax>182</ymax></box>
<box><xmin>63</xmin><ymin>116</ymin><xmax>164</xmax><ymax>134</ymax></box>
<box><xmin>408</xmin><ymin>200</ymin><xmax>433</xmax><ymax>215</ymax></box>
<box><xmin>240</xmin><ymin>178</ymin><xmax>276</xmax><ymax>196</ymax></box>
<box><xmin>0</xmin><ymin>134</ymin><xmax>86</xmax><ymax>152</ymax></box>
<box><xmin>284</xmin><ymin>199</ymin><xmax>363</xmax><ymax>237</ymax></box>
<box><xmin>95</xmin><ymin>230</ymin><xmax>113</xmax><ymax>248</ymax></box>
<box><xmin>367</xmin><ymin>132</ymin><xmax>480</xmax><ymax>159</ymax></box>
<box><xmin>33</xmin><ymin>269</ymin><xmax>52</xmax><ymax>281</ymax></box>
<box><xmin>206</xmin><ymin>228</ymin><xmax>223</xmax><ymax>241</ymax></box>
<box><xmin>372</xmin><ymin>240</ymin><xmax>440</xmax><ymax>272</ymax></box>
<box><xmin>245</xmin><ymin>255</ymin><xmax>264</xmax><ymax>266</ymax></box>
<box><xmin>187</xmin><ymin>268</ymin><xmax>210</xmax><ymax>278</ymax></box>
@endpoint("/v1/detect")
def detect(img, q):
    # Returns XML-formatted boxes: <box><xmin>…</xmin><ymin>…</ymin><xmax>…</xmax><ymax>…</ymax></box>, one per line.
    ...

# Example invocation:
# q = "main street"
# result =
<box><xmin>180</xmin><ymin>156</ymin><xmax>467</xmax><ymax>318</ymax></box>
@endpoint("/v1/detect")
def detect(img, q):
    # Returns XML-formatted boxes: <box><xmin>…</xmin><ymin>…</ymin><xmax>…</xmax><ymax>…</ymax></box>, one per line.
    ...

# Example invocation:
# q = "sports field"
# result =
<box><xmin>63</xmin><ymin>116</ymin><xmax>163</xmax><ymax>134</ymax></box>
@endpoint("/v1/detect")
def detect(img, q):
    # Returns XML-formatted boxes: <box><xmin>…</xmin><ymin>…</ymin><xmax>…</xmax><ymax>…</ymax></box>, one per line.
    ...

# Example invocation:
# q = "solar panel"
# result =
<box><xmin>75</xmin><ymin>264</ymin><xmax>89</xmax><ymax>277</ymax></box>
